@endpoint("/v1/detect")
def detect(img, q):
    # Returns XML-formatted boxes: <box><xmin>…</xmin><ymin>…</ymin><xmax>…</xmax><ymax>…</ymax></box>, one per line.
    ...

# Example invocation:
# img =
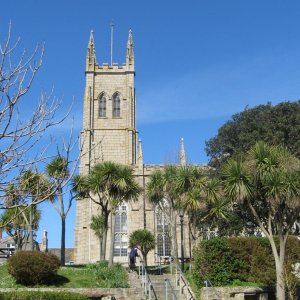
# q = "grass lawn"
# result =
<box><xmin>0</xmin><ymin>262</ymin><xmax>129</xmax><ymax>288</ymax></box>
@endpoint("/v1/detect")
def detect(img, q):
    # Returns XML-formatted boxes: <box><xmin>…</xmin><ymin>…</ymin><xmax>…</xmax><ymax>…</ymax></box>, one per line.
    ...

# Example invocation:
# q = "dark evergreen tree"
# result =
<box><xmin>206</xmin><ymin>101</ymin><xmax>300</xmax><ymax>167</ymax></box>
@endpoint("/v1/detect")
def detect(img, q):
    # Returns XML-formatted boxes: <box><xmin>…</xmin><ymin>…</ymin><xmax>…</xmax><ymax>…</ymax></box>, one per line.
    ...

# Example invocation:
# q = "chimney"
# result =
<box><xmin>41</xmin><ymin>230</ymin><xmax>48</xmax><ymax>252</ymax></box>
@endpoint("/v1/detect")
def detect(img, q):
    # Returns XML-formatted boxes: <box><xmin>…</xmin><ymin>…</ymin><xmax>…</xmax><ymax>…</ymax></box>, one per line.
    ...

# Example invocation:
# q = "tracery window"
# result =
<box><xmin>155</xmin><ymin>202</ymin><xmax>171</xmax><ymax>257</ymax></box>
<box><xmin>99</xmin><ymin>94</ymin><xmax>106</xmax><ymax>117</ymax></box>
<box><xmin>113</xmin><ymin>203</ymin><xmax>128</xmax><ymax>256</ymax></box>
<box><xmin>112</xmin><ymin>93</ymin><xmax>121</xmax><ymax>117</ymax></box>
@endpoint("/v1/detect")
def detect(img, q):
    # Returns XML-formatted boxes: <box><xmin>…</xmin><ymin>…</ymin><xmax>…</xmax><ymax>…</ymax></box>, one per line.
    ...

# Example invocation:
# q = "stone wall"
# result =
<box><xmin>201</xmin><ymin>287</ymin><xmax>275</xmax><ymax>300</ymax></box>
<box><xmin>0</xmin><ymin>288</ymin><xmax>141</xmax><ymax>300</ymax></box>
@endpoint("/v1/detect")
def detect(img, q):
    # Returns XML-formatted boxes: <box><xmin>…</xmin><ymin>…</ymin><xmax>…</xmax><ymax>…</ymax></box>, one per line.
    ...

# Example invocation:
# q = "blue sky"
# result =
<box><xmin>1</xmin><ymin>0</ymin><xmax>300</xmax><ymax>248</ymax></box>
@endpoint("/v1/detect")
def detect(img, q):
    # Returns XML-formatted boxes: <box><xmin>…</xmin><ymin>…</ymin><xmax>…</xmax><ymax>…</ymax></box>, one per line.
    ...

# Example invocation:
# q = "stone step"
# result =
<box><xmin>132</xmin><ymin>272</ymin><xmax>188</xmax><ymax>300</ymax></box>
<box><xmin>148</xmin><ymin>274</ymin><xmax>184</xmax><ymax>300</ymax></box>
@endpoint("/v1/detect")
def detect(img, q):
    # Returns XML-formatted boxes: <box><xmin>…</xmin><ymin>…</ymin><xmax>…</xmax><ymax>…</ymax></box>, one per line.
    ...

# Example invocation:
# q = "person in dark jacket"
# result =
<box><xmin>129</xmin><ymin>245</ymin><xmax>139</xmax><ymax>271</ymax></box>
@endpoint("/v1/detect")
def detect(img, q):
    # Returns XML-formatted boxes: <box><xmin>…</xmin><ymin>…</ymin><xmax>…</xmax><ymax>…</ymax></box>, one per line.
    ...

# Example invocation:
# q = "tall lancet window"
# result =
<box><xmin>155</xmin><ymin>201</ymin><xmax>171</xmax><ymax>257</ymax></box>
<box><xmin>112</xmin><ymin>93</ymin><xmax>121</xmax><ymax>117</ymax></box>
<box><xmin>99</xmin><ymin>94</ymin><xmax>106</xmax><ymax>117</ymax></box>
<box><xmin>113</xmin><ymin>203</ymin><xmax>128</xmax><ymax>256</ymax></box>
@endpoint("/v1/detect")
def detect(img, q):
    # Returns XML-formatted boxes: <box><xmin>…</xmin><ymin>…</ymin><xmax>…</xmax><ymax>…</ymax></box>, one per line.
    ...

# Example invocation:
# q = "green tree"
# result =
<box><xmin>90</xmin><ymin>214</ymin><xmax>106</xmax><ymax>245</ymax></box>
<box><xmin>206</xmin><ymin>101</ymin><xmax>300</xmax><ymax>167</ymax></box>
<box><xmin>0</xmin><ymin>194</ymin><xmax>40</xmax><ymax>251</ymax></box>
<box><xmin>147</xmin><ymin>165</ymin><xmax>180</xmax><ymax>260</ymax></box>
<box><xmin>222</xmin><ymin>141</ymin><xmax>300</xmax><ymax>299</ymax></box>
<box><xmin>147</xmin><ymin>165</ymin><xmax>223</xmax><ymax>259</ymax></box>
<box><xmin>129</xmin><ymin>229</ymin><xmax>155</xmax><ymax>266</ymax></box>
<box><xmin>175</xmin><ymin>167</ymin><xmax>225</xmax><ymax>252</ymax></box>
<box><xmin>74</xmin><ymin>161</ymin><xmax>140</xmax><ymax>266</ymax></box>
<box><xmin>19</xmin><ymin>170</ymin><xmax>52</xmax><ymax>250</ymax></box>
<box><xmin>46</xmin><ymin>156</ymin><xmax>76</xmax><ymax>265</ymax></box>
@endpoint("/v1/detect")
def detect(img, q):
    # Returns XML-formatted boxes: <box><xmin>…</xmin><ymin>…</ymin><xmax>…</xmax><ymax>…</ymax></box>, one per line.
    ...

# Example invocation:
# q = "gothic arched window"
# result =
<box><xmin>112</xmin><ymin>93</ymin><xmax>121</xmax><ymax>117</ymax></box>
<box><xmin>99</xmin><ymin>94</ymin><xmax>106</xmax><ymax>117</ymax></box>
<box><xmin>155</xmin><ymin>201</ymin><xmax>171</xmax><ymax>257</ymax></box>
<box><xmin>113</xmin><ymin>203</ymin><xmax>128</xmax><ymax>256</ymax></box>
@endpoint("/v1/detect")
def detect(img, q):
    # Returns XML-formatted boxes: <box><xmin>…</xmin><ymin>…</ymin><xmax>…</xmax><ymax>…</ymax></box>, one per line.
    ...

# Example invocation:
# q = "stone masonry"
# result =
<box><xmin>74</xmin><ymin>30</ymin><xmax>203</xmax><ymax>265</ymax></box>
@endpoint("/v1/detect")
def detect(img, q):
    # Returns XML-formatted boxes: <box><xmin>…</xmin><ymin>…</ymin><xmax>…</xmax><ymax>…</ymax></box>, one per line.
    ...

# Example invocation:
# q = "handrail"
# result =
<box><xmin>138</xmin><ymin>257</ymin><xmax>158</xmax><ymax>300</ymax></box>
<box><xmin>172</xmin><ymin>257</ymin><xmax>196</xmax><ymax>300</ymax></box>
<box><xmin>165</xmin><ymin>278</ymin><xmax>178</xmax><ymax>300</ymax></box>
<box><xmin>204</xmin><ymin>279</ymin><xmax>221</xmax><ymax>300</ymax></box>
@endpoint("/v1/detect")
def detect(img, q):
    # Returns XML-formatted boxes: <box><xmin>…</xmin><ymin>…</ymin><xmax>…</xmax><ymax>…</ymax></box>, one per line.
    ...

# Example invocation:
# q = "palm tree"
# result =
<box><xmin>74</xmin><ymin>161</ymin><xmax>140</xmax><ymax>265</ymax></box>
<box><xmin>129</xmin><ymin>229</ymin><xmax>155</xmax><ymax>266</ymax></box>
<box><xmin>90</xmin><ymin>214</ymin><xmax>106</xmax><ymax>243</ymax></box>
<box><xmin>1</xmin><ymin>184</ymin><xmax>40</xmax><ymax>251</ymax></box>
<box><xmin>175</xmin><ymin>167</ymin><xmax>228</xmax><ymax>254</ymax></box>
<box><xmin>147</xmin><ymin>165</ymin><xmax>180</xmax><ymax>260</ymax></box>
<box><xmin>222</xmin><ymin>141</ymin><xmax>300</xmax><ymax>300</ymax></box>
<box><xmin>0</xmin><ymin>205</ymin><xmax>41</xmax><ymax>251</ymax></box>
<box><xmin>46</xmin><ymin>156</ymin><xmax>74</xmax><ymax>265</ymax></box>
<box><xmin>19</xmin><ymin>170</ymin><xmax>52</xmax><ymax>250</ymax></box>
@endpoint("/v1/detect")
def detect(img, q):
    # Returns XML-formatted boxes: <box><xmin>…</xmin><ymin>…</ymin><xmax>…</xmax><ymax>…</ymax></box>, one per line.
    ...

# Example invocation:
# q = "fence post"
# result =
<box><xmin>165</xmin><ymin>279</ymin><xmax>168</xmax><ymax>300</ymax></box>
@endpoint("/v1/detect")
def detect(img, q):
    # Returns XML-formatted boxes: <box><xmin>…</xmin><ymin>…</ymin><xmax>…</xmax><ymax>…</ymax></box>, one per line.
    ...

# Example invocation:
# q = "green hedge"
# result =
<box><xmin>192</xmin><ymin>236</ymin><xmax>300</xmax><ymax>287</ymax></box>
<box><xmin>0</xmin><ymin>291</ymin><xmax>89</xmax><ymax>300</ymax></box>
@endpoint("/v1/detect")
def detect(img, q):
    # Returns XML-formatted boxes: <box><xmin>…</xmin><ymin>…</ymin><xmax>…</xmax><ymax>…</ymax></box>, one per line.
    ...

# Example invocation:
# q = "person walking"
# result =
<box><xmin>129</xmin><ymin>245</ymin><xmax>139</xmax><ymax>271</ymax></box>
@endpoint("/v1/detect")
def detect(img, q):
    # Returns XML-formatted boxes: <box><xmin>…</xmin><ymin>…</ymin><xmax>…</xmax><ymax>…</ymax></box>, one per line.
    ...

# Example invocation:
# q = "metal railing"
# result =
<box><xmin>165</xmin><ymin>278</ymin><xmax>178</xmax><ymax>300</ymax></box>
<box><xmin>138</xmin><ymin>257</ymin><xmax>158</xmax><ymax>300</ymax></box>
<box><xmin>203</xmin><ymin>279</ymin><xmax>221</xmax><ymax>300</ymax></box>
<box><xmin>172</xmin><ymin>258</ymin><xmax>196</xmax><ymax>300</ymax></box>
<box><xmin>170</xmin><ymin>257</ymin><xmax>196</xmax><ymax>300</ymax></box>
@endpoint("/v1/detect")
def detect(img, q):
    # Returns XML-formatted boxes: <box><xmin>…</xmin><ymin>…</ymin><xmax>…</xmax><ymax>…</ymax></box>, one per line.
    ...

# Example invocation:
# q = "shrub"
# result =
<box><xmin>192</xmin><ymin>236</ymin><xmax>300</xmax><ymax>288</ymax></box>
<box><xmin>0</xmin><ymin>291</ymin><xmax>88</xmax><ymax>300</ymax></box>
<box><xmin>7</xmin><ymin>251</ymin><xmax>60</xmax><ymax>285</ymax></box>
<box><xmin>192</xmin><ymin>237</ymin><xmax>244</xmax><ymax>286</ymax></box>
<box><xmin>228</xmin><ymin>237</ymin><xmax>276</xmax><ymax>285</ymax></box>
<box><xmin>87</xmin><ymin>260</ymin><xmax>129</xmax><ymax>288</ymax></box>
<box><xmin>129</xmin><ymin>229</ymin><xmax>155</xmax><ymax>266</ymax></box>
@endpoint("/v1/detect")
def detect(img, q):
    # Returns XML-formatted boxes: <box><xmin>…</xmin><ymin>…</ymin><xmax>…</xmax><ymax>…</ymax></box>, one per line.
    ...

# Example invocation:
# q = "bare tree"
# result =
<box><xmin>0</xmin><ymin>22</ymin><xmax>65</xmax><ymax>207</ymax></box>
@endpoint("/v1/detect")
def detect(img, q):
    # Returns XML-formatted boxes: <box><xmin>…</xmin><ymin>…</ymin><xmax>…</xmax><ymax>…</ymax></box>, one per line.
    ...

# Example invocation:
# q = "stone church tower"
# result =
<box><xmin>74</xmin><ymin>30</ymin><xmax>192</xmax><ymax>264</ymax></box>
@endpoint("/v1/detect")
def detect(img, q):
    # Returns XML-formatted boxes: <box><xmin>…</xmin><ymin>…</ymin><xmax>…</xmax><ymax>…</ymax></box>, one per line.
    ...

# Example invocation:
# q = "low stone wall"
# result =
<box><xmin>0</xmin><ymin>288</ymin><xmax>141</xmax><ymax>300</ymax></box>
<box><xmin>201</xmin><ymin>286</ymin><xmax>275</xmax><ymax>300</ymax></box>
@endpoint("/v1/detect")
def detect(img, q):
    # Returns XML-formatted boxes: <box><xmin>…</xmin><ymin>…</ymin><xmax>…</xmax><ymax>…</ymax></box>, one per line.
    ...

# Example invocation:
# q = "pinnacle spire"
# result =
<box><xmin>138</xmin><ymin>139</ymin><xmax>144</xmax><ymax>165</ymax></box>
<box><xmin>126</xmin><ymin>29</ymin><xmax>134</xmax><ymax>68</ymax></box>
<box><xmin>180</xmin><ymin>138</ymin><xmax>186</xmax><ymax>166</ymax></box>
<box><xmin>86</xmin><ymin>30</ymin><xmax>96</xmax><ymax>70</ymax></box>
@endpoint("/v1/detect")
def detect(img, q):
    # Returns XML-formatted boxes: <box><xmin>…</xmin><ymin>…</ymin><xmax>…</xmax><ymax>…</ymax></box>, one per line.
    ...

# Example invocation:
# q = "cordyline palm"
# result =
<box><xmin>19</xmin><ymin>170</ymin><xmax>52</xmax><ymax>250</ymax></box>
<box><xmin>74</xmin><ymin>161</ymin><xmax>140</xmax><ymax>265</ymax></box>
<box><xmin>90</xmin><ymin>214</ymin><xmax>106</xmax><ymax>241</ymax></box>
<box><xmin>1</xmin><ymin>184</ymin><xmax>40</xmax><ymax>251</ymax></box>
<box><xmin>222</xmin><ymin>141</ymin><xmax>300</xmax><ymax>300</ymax></box>
<box><xmin>176</xmin><ymin>167</ymin><xmax>228</xmax><ymax>251</ymax></box>
<box><xmin>147</xmin><ymin>165</ymin><xmax>180</xmax><ymax>259</ymax></box>
<box><xmin>46</xmin><ymin>156</ymin><xmax>72</xmax><ymax>265</ymax></box>
<box><xmin>0</xmin><ymin>203</ymin><xmax>41</xmax><ymax>251</ymax></box>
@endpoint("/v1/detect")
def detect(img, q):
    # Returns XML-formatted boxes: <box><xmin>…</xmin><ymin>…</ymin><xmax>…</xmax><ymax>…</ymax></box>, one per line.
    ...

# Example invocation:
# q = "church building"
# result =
<box><xmin>74</xmin><ymin>30</ymin><xmax>199</xmax><ymax>264</ymax></box>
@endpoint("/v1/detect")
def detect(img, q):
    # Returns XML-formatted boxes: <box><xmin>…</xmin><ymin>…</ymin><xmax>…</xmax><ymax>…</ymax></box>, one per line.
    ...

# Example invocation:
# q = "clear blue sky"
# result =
<box><xmin>1</xmin><ymin>0</ymin><xmax>300</xmax><ymax>248</ymax></box>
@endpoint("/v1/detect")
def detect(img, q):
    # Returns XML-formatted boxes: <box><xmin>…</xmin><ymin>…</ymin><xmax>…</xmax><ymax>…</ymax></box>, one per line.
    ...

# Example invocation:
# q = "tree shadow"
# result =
<box><xmin>145</xmin><ymin>265</ymin><xmax>170</xmax><ymax>275</ymax></box>
<box><xmin>51</xmin><ymin>274</ymin><xmax>70</xmax><ymax>286</ymax></box>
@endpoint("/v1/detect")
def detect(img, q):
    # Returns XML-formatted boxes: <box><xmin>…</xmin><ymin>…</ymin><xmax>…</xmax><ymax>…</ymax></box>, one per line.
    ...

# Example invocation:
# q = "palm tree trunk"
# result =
<box><xmin>101</xmin><ymin>213</ymin><xmax>109</xmax><ymax>260</ymax></box>
<box><xmin>109</xmin><ymin>210</ymin><xmax>115</xmax><ymax>267</ymax></box>
<box><xmin>100</xmin><ymin>238</ymin><xmax>104</xmax><ymax>260</ymax></box>
<box><xmin>142</xmin><ymin>250</ymin><xmax>147</xmax><ymax>266</ymax></box>
<box><xmin>268</xmin><ymin>233</ymin><xmax>286</xmax><ymax>300</ymax></box>
<box><xmin>29</xmin><ymin>205</ymin><xmax>34</xmax><ymax>251</ymax></box>
<box><xmin>275</xmin><ymin>261</ymin><xmax>285</xmax><ymax>300</ymax></box>
<box><xmin>101</xmin><ymin>228</ymin><xmax>107</xmax><ymax>260</ymax></box>
<box><xmin>170</xmin><ymin>208</ymin><xmax>178</xmax><ymax>261</ymax></box>
<box><xmin>275</xmin><ymin>237</ymin><xmax>286</xmax><ymax>300</ymax></box>
<box><xmin>61</xmin><ymin>216</ymin><xmax>66</xmax><ymax>265</ymax></box>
